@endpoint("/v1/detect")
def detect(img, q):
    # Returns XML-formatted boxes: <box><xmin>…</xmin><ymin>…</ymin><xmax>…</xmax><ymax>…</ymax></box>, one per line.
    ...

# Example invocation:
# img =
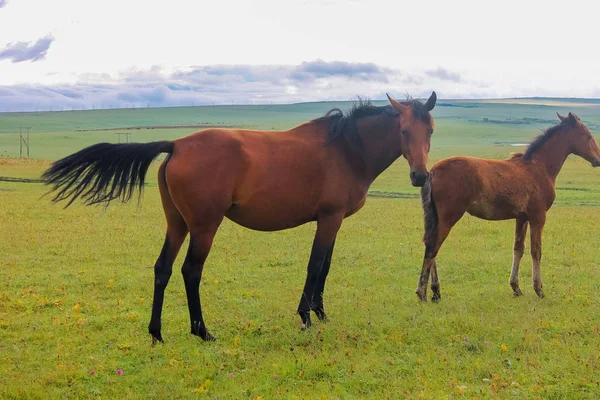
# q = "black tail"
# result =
<box><xmin>42</xmin><ymin>141</ymin><xmax>174</xmax><ymax>207</ymax></box>
<box><xmin>421</xmin><ymin>174</ymin><xmax>438</xmax><ymax>253</ymax></box>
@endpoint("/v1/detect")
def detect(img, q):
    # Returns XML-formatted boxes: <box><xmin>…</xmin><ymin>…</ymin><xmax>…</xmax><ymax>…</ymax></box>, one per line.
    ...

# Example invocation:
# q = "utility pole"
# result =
<box><xmin>19</xmin><ymin>126</ymin><xmax>32</xmax><ymax>158</ymax></box>
<box><xmin>114</xmin><ymin>132</ymin><xmax>131</xmax><ymax>143</ymax></box>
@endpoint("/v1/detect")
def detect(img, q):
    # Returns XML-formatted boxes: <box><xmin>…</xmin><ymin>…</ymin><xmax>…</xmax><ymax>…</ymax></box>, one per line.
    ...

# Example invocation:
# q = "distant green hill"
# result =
<box><xmin>1</xmin><ymin>99</ymin><xmax>600</xmax><ymax>160</ymax></box>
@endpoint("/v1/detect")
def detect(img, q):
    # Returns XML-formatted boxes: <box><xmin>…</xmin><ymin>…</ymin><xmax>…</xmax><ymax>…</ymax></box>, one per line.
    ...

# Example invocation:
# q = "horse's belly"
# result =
<box><xmin>225</xmin><ymin>203</ymin><xmax>316</xmax><ymax>232</ymax></box>
<box><xmin>467</xmin><ymin>200</ymin><xmax>518</xmax><ymax>220</ymax></box>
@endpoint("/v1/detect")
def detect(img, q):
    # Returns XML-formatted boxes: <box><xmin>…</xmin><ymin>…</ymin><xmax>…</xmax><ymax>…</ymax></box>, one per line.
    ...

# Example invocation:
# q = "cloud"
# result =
<box><xmin>0</xmin><ymin>60</ymin><xmax>480</xmax><ymax>111</ymax></box>
<box><xmin>0</xmin><ymin>35</ymin><xmax>55</xmax><ymax>63</ymax></box>
<box><xmin>425</xmin><ymin>67</ymin><xmax>462</xmax><ymax>82</ymax></box>
<box><xmin>0</xmin><ymin>0</ymin><xmax>8</xmax><ymax>8</ymax></box>
<box><xmin>290</xmin><ymin>59</ymin><xmax>390</xmax><ymax>83</ymax></box>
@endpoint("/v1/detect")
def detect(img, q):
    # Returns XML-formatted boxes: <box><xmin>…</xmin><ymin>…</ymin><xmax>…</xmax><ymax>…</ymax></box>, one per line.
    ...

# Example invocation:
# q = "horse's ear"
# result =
<box><xmin>424</xmin><ymin>91</ymin><xmax>437</xmax><ymax>111</ymax></box>
<box><xmin>386</xmin><ymin>93</ymin><xmax>408</xmax><ymax>114</ymax></box>
<box><xmin>557</xmin><ymin>112</ymin><xmax>566</xmax><ymax>122</ymax></box>
<box><xmin>568</xmin><ymin>112</ymin><xmax>579</xmax><ymax>123</ymax></box>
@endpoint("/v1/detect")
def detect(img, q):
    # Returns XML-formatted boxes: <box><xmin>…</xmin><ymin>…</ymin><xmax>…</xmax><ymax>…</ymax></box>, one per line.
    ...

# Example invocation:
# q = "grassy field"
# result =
<box><xmin>1</xmin><ymin>100</ymin><xmax>600</xmax><ymax>398</ymax></box>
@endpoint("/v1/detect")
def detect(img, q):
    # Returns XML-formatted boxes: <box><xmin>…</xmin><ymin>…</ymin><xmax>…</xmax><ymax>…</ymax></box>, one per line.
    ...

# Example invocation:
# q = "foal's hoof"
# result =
<box><xmin>535</xmin><ymin>289</ymin><xmax>545</xmax><ymax>299</ymax></box>
<box><xmin>431</xmin><ymin>293</ymin><xmax>441</xmax><ymax>303</ymax></box>
<box><xmin>415</xmin><ymin>290</ymin><xmax>427</xmax><ymax>302</ymax></box>
<box><xmin>513</xmin><ymin>288</ymin><xmax>523</xmax><ymax>297</ymax></box>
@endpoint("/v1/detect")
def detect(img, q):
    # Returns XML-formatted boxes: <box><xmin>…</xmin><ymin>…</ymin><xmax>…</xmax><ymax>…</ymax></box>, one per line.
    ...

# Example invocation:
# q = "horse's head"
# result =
<box><xmin>386</xmin><ymin>92</ymin><xmax>437</xmax><ymax>186</ymax></box>
<box><xmin>558</xmin><ymin>112</ymin><xmax>600</xmax><ymax>167</ymax></box>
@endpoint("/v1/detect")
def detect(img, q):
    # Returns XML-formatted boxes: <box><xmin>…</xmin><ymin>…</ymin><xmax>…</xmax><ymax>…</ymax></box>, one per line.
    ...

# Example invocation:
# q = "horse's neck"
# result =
<box><xmin>530</xmin><ymin>134</ymin><xmax>571</xmax><ymax>181</ymax></box>
<box><xmin>359</xmin><ymin>118</ymin><xmax>401</xmax><ymax>181</ymax></box>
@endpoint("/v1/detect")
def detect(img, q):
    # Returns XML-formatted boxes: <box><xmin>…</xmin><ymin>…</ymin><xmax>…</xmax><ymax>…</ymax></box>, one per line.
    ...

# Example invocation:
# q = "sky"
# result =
<box><xmin>0</xmin><ymin>0</ymin><xmax>599</xmax><ymax>111</ymax></box>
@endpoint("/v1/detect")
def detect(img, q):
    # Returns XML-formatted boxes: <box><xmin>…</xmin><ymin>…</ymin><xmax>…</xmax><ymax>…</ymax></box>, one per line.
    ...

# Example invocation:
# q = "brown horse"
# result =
<box><xmin>42</xmin><ymin>92</ymin><xmax>437</xmax><ymax>343</ymax></box>
<box><xmin>417</xmin><ymin>112</ymin><xmax>600</xmax><ymax>302</ymax></box>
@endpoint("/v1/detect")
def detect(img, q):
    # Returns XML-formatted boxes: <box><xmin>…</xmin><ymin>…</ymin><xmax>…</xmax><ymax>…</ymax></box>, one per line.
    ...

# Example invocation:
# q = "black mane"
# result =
<box><xmin>523</xmin><ymin>118</ymin><xmax>574</xmax><ymax>160</ymax></box>
<box><xmin>313</xmin><ymin>97</ymin><xmax>433</xmax><ymax>151</ymax></box>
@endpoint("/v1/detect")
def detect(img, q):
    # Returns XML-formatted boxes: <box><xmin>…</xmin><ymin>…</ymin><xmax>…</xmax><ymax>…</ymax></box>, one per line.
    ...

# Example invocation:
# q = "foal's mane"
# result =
<box><xmin>522</xmin><ymin>117</ymin><xmax>576</xmax><ymax>160</ymax></box>
<box><xmin>312</xmin><ymin>97</ymin><xmax>433</xmax><ymax>151</ymax></box>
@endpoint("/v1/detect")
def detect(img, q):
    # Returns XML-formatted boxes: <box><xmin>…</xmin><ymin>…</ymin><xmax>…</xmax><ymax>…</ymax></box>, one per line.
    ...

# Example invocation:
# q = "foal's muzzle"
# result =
<box><xmin>410</xmin><ymin>170</ymin><xmax>429</xmax><ymax>187</ymax></box>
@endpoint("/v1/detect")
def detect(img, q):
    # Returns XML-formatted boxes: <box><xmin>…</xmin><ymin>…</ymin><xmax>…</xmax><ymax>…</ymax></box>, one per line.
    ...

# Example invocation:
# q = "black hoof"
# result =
<box><xmin>149</xmin><ymin>324</ymin><xmax>164</xmax><ymax>346</ymax></box>
<box><xmin>191</xmin><ymin>321</ymin><xmax>216</xmax><ymax>342</ymax></box>
<box><xmin>151</xmin><ymin>335</ymin><xmax>164</xmax><ymax>346</ymax></box>
<box><xmin>191</xmin><ymin>328</ymin><xmax>216</xmax><ymax>342</ymax></box>
<box><xmin>431</xmin><ymin>294</ymin><xmax>441</xmax><ymax>303</ymax></box>
<box><xmin>298</xmin><ymin>310</ymin><xmax>312</xmax><ymax>329</ymax></box>
<box><xmin>313</xmin><ymin>307</ymin><xmax>327</xmax><ymax>321</ymax></box>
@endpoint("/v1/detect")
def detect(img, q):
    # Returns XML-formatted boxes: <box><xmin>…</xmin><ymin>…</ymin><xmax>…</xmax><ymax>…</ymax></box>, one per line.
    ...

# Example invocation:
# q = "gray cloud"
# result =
<box><xmin>425</xmin><ymin>67</ymin><xmax>462</xmax><ymax>82</ymax></box>
<box><xmin>0</xmin><ymin>35</ymin><xmax>55</xmax><ymax>63</ymax></box>
<box><xmin>0</xmin><ymin>60</ymin><xmax>462</xmax><ymax>111</ymax></box>
<box><xmin>290</xmin><ymin>59</ymin><xmax>390</xmax><ymax>82</ymax></box>
<box><xmin>0</xmin><ymin>0</ymin><xmax>8</xmax><ymax>8</ymax></box>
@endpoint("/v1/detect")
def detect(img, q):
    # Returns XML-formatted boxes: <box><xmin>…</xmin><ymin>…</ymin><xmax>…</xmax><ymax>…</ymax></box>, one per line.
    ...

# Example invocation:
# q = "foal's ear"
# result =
<box><xmin>557</xmin><ymin>112</ymin><xmax>566</xmax><ymax>122</ymax></box>
<box><xmin>386</xmin><ymin>93</ymin><xmax>409</xmax><ymax>114</ymax></box>
<box><xmin>424</xmin><ymin>91</ymin><xmax>437</xmax><ymax>111</ymax></box>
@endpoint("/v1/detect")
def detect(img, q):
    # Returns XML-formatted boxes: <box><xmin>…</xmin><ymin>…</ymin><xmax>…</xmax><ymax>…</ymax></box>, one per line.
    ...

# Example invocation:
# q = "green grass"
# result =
<box><xmin>1</xmin><ymin>101</ymin><xmax>600</xmax><ymax>398</ymax></box>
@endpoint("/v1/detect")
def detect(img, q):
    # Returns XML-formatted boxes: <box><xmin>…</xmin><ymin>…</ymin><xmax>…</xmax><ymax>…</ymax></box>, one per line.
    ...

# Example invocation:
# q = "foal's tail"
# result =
<box><xmin>421</xmin><ymin>174</ymin><xmax>438</xmax><ymax>253</ymax></box>
<box><xmin>42</xmin><ymin>141</ymin><xmax>174</xmax><ymax>207</ymax></box>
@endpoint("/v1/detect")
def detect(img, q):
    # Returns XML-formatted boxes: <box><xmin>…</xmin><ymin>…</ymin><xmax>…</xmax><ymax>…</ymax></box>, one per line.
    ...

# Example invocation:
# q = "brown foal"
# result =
<box><xmin>43</xmin><ymin>92</ymin><xmax>437</xmax><ymax>343</ymax></box>
<box><xmin>417</xmin><ymin>112</ymin><xmax>600</xmax><ymax>302</ymax></box>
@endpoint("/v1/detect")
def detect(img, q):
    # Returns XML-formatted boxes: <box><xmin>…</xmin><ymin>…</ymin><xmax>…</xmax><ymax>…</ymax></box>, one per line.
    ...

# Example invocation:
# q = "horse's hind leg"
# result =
<box><xmin>181</xmin><ymin>218</ymin><xmax>223</xmax><ymax>341</ymax></box>
<box><xmin>148</xmin><ymin>159</ymin><xmax>189</xmax><ymax>344</ymax></box>
<box><xmin>509</xmin><ymin>217</ymin><xmax>528</xmax><ymax>296</ymax></box>
<box><xmin>529</xmin><ymin>213</ymin><xmax>546</xmax><ymax>298</ymax></box>
<box><xmin>313</xmin><ymin>239</ymin><xmax>336</xmax><ymax>321</ymax></box>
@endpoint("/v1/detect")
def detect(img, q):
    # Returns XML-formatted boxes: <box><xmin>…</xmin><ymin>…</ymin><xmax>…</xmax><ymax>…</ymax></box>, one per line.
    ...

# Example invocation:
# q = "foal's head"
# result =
<box><xmin>386</xmin><ymin>92</ymin><xmax>437</xmax><ymax>186</ymax></box>
<box><xmin>558</xmin><ymin>112</ymin><xmax>600</xmax><ymax>167</ymax></box>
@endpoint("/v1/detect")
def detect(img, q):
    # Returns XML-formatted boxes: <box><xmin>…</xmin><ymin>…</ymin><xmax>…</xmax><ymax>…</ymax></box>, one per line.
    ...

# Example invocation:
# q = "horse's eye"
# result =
<box><xmin>401</xmin><ymin>130</ymin><xmax>408</xmax><ymax>135</ymax></box>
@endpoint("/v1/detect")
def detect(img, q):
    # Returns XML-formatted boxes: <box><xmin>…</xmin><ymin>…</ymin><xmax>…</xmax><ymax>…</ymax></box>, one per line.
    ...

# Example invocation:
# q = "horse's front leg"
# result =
<box><xmin>313</xmin><ymin>240</ymin><xmax>336</xmax><ymax>321</ymax></box>
<box><xmin>297</xmin><ymin>213</ymin><xmax>343</xmax><ymax>328</ymax></box>
<box><xmin>417</xmin><ymin>220</ymin><xmax>456</xmax><ymax>302</ymax></box>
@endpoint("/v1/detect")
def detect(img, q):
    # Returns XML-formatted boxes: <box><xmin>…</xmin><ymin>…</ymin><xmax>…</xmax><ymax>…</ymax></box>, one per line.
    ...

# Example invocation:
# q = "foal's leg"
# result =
<box><xmin>417</xmin><ymin>212</ymin><xmax>465</xmax><ymax>302</ymax></box>
<box><xmin>429</xmin><ymin>260</ymin><xmax>441</xmax><ymax>302</ymax></box>
<box><xmin>529</xmin><ymin>213</ymin><xmax>546</xmax><ymax>298</ymax></box>
<box><xmin>298</xmin><ymin>214</ymin><xmax>343</xmax><ymax>328</ymax></box>
<box><xmin>509</xmin><ymin>217</ymin><xmax>528</xmax><ymax>296</ymax></box>
<box><xmin>181</xmin><ymin>220</ymin><xmax>223</xmax><ymax>341</ymax></box>
<box><xmin>313</xmin><ymin>239</ymin><xmax>336</xmax><ymax>321</ymax></box>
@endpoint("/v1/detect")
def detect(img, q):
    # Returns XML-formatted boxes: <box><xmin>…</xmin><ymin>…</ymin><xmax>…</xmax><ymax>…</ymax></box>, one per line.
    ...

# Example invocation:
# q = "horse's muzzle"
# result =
<box><xmin>593</xmin><ymin>160</ymin><xmax>600</xmax><ymax>167</ymax></box>
<box><xmin>410</xmin><ymin>170</ymin><xmax>429</xmax><ymax>187</ymax></box>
